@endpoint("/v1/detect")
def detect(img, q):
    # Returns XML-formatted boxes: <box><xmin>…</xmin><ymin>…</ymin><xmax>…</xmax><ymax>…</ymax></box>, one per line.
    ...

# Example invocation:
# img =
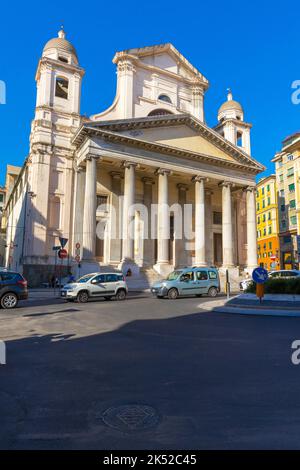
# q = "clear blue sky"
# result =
<box><xmin>1</xmin><ymin>0</ymin><xmax>299</xmax><ymax>185</ymax></box>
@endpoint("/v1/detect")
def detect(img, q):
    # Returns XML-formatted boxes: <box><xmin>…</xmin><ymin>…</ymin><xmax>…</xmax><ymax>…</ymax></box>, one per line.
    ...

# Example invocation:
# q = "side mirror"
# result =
<box><xmin>91</xmin><ymin>279</ymin><xmax>97</xmax><ymax>284</ymax></box>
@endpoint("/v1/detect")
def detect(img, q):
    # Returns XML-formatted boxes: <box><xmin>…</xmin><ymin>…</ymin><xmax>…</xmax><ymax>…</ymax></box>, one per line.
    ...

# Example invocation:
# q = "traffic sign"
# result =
<box><xmin>59</xmin><ymin>237</ymin><xmax>68</xmax><ymax>248</ymax></box>
<box><xmin>252</xmin><ymin>267</ymin><xmax>268</xmax><ymax>284</ymax></box>
<box><xmin>58</xmin><ymin>248</ymin><xmax>68</xmax><ymax>259</ymax></box>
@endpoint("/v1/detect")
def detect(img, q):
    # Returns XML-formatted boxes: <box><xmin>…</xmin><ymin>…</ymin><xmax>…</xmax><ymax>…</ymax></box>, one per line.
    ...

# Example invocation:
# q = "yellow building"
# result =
<box><xmin>256</xmin><ymin>175</ymin><xmax>280</xmax><ymax>270</ymax></box>
<box><xmin>272</xmin><ymin>132</ymin><xmax>300</xmax><ymax>269</ymax></box>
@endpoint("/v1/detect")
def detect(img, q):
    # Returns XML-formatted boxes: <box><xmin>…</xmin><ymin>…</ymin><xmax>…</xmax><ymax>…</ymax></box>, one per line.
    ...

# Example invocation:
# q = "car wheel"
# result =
<box><xmin>208</xmin><ymin>287</ymin><xmax>218</xmax><ymax>298</ymax></box>
<box><xmin>76</xmin><ymin>291</ymin><xmax>89</xmax><ymax>303</ymax></box>
<box><xmin>168</xmin><ymin>288</ymin><xmax>178</xmax><ymax>300</ymax></box>
<box><xmin>1</xmin><ymin>292</ymin><xmax>18</xmax><ymax>309</ymax></box>
<box><xmin>115</xmin><ymin>289</ymin><xmax>126</xmax><ymax>301</ymax></box>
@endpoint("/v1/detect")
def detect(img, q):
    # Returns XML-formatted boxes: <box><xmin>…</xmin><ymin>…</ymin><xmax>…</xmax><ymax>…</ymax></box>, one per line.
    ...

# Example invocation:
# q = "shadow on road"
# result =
<box><xmin>1</xmin><ymin>310</ymin><xmax>300</xmax><ymax>450</ymax></box>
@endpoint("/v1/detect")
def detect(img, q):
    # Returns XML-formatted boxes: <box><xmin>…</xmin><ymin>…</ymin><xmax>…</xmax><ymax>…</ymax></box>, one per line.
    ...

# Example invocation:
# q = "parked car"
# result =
<box><xmin>239</xmin><ymin>269</ymin><xmax>300</xmax><ymax>291</ymax></box>
<box><xmin>151</xmin><ymin>267</ymin><xmax>220</xmax><ymax>299</ymax></box>
<box><xmin>269</xmin><ymin>269</ymin><xmax>300</xmax><ymax>279</ymax></box>
<box><xmin>0</xmin><ymin>270</ymin><xmax>28</xmax><ymax>309</ymax></box>
<box><xmin>60</xmin><ymin>272</ymin><xmax>128</xmax><ymax>302</ymax></box>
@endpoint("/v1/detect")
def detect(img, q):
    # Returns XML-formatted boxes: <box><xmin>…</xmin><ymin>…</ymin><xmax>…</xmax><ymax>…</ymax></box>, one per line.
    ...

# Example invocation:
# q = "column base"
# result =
<box><xmin>118</xmin><ymin>259</ymin><xmax>140</xmax><ymax>276</ymax></box>
<box><xmin>153</xmin><ymin>262</ymin><xmax>174</xmax><ymax>277</ymax></box>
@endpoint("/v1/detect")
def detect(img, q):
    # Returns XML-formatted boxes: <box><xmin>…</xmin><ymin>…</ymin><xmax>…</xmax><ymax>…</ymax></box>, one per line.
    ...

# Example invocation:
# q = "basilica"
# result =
<box><xmin>5</xmin><ymin>29</ymin><xmax>264</xmax><ymax>285</ymax></box>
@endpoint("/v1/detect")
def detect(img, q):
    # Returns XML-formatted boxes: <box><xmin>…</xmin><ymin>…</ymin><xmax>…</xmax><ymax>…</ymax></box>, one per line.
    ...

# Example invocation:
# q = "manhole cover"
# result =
<box><xmin>102</xmin><ymin>404</ymin><xmax>160</xmax><ymax>432</ymax></box>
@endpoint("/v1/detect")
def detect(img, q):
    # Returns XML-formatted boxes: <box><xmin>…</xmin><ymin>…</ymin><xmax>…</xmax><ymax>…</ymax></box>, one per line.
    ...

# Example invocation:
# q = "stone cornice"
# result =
<box><xmin>73</xmin><ymin>114</ymin><xmax>264</xmax><ymax>174</ymax></box>
<box><xmin>35</xmin><ymin>57</ymin><xmax>85</xmax><ymax>81</ymax></box>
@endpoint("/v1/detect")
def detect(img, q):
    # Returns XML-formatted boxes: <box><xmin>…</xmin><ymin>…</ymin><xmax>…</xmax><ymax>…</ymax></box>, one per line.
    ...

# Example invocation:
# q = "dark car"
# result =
<box><xmin>0</xmin><ymin>271</ymin><xmax>28</xmax><ymax>309</ymax></box>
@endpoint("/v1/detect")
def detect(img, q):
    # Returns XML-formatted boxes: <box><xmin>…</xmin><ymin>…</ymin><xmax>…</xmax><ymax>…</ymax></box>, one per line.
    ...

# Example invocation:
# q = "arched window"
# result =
<box><xmin>55</xmin><ymin>77</ymin><xmax>69</xmax><ymax>99</ymax></box>
<box><xmin>148</xmin><ymin>109</ymin><xmax>173</xmax><ymax>117</ymax></box>
<box><xmin>158</xmin><ymin>94</ymin><xmax>172</xmax><ymax>104</ymax></box>
<box><xmin>58</xmin><ymin>56</ymin><xmax>69</xmax><ymax>64</ymax></box>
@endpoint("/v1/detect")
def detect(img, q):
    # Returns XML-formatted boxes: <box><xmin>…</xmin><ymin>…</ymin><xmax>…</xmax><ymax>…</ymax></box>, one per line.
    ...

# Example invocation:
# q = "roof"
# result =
<box><xmin>43</xmin><ymin>29</ymin><xmax>78</xmax><ymax>61</ymax></box>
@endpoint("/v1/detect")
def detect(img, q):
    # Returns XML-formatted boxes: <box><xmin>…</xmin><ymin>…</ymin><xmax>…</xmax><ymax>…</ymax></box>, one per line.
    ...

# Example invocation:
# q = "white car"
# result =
<box><xmin>239</xmin><ymin>278</ymin><xmax>253</xmax><ymax>292</ymax></box>
<box><xmin>61</xmin><ymin>272</ymin><xmax>128</xmax><ymax>302</ymax></box>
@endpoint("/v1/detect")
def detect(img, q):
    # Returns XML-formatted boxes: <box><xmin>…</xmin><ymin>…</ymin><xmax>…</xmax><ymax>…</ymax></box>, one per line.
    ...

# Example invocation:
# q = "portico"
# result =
<box><xmin>73</xmin><ymin>114</ymin><xmax>262</xmax><ymax>276</ymax></box>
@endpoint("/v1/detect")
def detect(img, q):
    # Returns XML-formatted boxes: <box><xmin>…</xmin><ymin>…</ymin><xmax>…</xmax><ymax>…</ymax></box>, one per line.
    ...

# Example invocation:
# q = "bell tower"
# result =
<box><xmin>215</xmin><ymin>89</ymin><xmax>252</xmax><ymax>155</ymax></box>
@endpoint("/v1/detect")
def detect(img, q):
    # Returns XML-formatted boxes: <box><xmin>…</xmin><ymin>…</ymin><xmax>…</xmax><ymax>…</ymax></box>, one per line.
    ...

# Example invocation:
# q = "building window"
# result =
<box><xmin>280</xmin><ymin>189</ymin><xmax>284</xmax><ymax>197</ymax></box>
<box><xmin>289</xmin><ymin>183</ymin><xmax>295</xmax><ymax>193</ymax></box>
<box><xmin>262</xmin><ymin>200</ymin><xmax>265</xmax><ymax>208</ymax></box>
<box><xmin>257</xmin><ymin>202</ymin><xmax>260</xmax><ymax>210</ymax></box>
<box><xmin>55</xmin><ymin>77</ymin><xmax>69</xmax><ymax>99</ymax></box>
<box><xmin>213</xmin><ymin>211</ymin><xmax>222</xmax><ymax>225</ymax></box>
<box><xmin>148</xmin><ymin>109</ymin><xmax>173</xmax><ymax>116</ymax></box>
<box><xmin>263</xmin><ymin>228</ymin><xmax>266</xmax><ymax>236</ymax></box>
<box><xmin>256</xmin><ymin>190</ymin><xmax>259</xmax><ymax>198</ymax></box>
<box><xmin>158</xmin><ymin>94</ymin><xmax>172</xmax><ymax>104</ymax></box>
<box><xmin>269</xmin><ymin>242</ymin><xmax>272</xmax><ymax>249</ymax></box>
<box><xmin>257</xmin><ymin>216</ymin><xmax>260</xmax><ymax>224</ymax></box>
<box><xmin>268</xmin><ymin>212</ymin><xmax>271</xmax><ymax>220</ymax></box>
<box><xmin>0</xmin><ymin>194</ymin><xmax>3</xmax><ymax>203</ymax></box>
<box><xmin>290</xmin><ymin>215</ymin><xmax>297</xmax><ymax>226</ymax></box>
<box><xmin>287</xmin><ymin>167</ymin><xmax>294</xmax><ymax>177</ymax></box>
<box><xmin>262</xmin><ymin>214</ymin><xmax>266</xmax><ymax>222</ymax></box>
<box><xmin>290</xmin><ymin>199</ymin><xmax>296</xmax><ymax>209</ymax></box>
<box><xmin>279</xmin><ymin>174</ymin><xmax>284</xmax><ymax>182</ymax></box>
<box><xmin>262</xmin><ymin>187</ymin><xmax>265</xmax><ymax>195</ymax></box>
<box><xmin>267</xmin><ymin>197</ymin><xmax>271</xmax><ymax>205</ymax></box>
<box><xmin>267</xmin><ymin>184</ymin><xmax>270</xmax><ymax>192</ymax></box>
<box><xmin>58</xmin><ymin>56</ymin><xmax>69</xmax><ymax>63</ymax></box>
<box><xmin>287</xmin><ymin>154</ymin><xmax>294</xmax><ymax>161</ymax></box>
<box><xmin>268</xmin><ymin>226</ymin><xmax>272</xmax><ymax>234</ymax></box>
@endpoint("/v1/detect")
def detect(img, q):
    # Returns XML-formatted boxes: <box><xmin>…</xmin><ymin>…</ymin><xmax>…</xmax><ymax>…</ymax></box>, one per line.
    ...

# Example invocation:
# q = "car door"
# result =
<box><xmin>178</xmin><ymin>271</ymin><xmax>196</xmax><ymax>296</ymax></box>
<box><xmin>89</xmin><ymin>274</ymin><xmax>107</xmax><ymax>297</ymax></box>
<box><xmin>104</xmin><ymin>274</ymin><xmax>119</xmax><ymax>295</ymax></box>
<box><xmin>194</xmin><ymin>270</ymin><xmax>209</xmax><ymax>294</ymax></box>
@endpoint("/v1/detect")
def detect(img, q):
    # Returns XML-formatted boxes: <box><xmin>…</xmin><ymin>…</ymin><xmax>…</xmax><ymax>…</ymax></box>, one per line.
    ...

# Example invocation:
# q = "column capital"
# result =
<box><xmin>191</xmin><ymin>175</ymin><xmax>208</xmax><ymax>183</ymax></box>
<box><xmin>110</xmin><ymin>171</ymin><xmax>123</xmax><ymax>180</ymax></box>
<box><xmin>122</xmin><ymin>161</ymin><xmax>139</xmax><ymax>170</ymax></box>
<box><xmin>142</xmin><ymin>176</ymin><xmax>155</xmax><ymax>185</ymax></box>
<box><xmin>243</xmin><ymin>185</ymin><xmax>256</xmax><ymax>193</ymax></box>
<box><xmin>219</xmin><ymin>180</ymin><xmax>235</xmax><ymax>188</ymax></box>
<box><xmin>86</xmin><ymin>154</ymin><xmax>101</xmax><ymax>162</ymax></box>
<box><xmin>155</xmin><ymin>168</ymin><xmax>172</xmax><ymax>177</ymax></box>
<box><xmin>177</xmin><ymin>183</ymin><xmax>189</xmax><ymax>192</ymax></box>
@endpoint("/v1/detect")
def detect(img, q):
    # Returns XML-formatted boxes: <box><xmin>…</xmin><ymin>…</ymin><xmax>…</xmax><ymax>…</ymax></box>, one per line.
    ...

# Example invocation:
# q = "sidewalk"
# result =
<box><xmin>200</xmin><ymin>294</ymin><xmax>300</xmax><ymax>317</ymax></box>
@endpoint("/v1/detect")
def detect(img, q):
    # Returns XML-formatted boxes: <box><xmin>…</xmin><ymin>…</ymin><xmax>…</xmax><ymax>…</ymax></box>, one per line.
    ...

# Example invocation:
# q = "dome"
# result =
<box><xmin>218</xmin><ymin>90</ymin><xmax>244</xmax><ymax>121</ymax></box>
<box><xmin>43</xmin><ymin>28</ymin><xmax>78</xmax><ymax>63</ymax></box>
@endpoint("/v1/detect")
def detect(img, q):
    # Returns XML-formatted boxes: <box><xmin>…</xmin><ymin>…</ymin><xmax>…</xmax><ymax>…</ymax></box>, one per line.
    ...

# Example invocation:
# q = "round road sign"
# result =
<box><xmin>58</xmin><ymin>248</ymin><xmax>68</xmax><ymax>259</ymax></box>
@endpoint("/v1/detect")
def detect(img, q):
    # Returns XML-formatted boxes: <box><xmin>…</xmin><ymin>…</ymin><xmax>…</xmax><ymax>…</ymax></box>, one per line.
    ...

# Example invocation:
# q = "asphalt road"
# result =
<box><xmin>1</xmin><ymin>293</ymin><xmax>300</xmax><ymax>449</ymax></box>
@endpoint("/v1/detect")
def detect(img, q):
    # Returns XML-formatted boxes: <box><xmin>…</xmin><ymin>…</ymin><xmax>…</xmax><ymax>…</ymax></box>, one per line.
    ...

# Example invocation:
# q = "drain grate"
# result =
<box><xmin>102</xmin><ymin>404</ymin><xmax>160</xmax><ymax>432</ymax></box>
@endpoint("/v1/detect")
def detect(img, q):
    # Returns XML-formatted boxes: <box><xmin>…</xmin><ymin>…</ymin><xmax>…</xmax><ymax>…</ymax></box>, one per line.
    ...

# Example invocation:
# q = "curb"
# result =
<box><xmin>214</xmin><ymin>306</ymin><xmax>300</xmax><ymax>317</ymax></box>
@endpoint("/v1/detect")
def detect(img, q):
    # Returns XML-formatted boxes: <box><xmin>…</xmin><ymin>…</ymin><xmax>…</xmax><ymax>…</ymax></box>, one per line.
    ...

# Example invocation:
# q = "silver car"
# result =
<box><xmin>61</xmin><ymin>272</ymin><xmax>128</xmax><ymax>303</ymax></box>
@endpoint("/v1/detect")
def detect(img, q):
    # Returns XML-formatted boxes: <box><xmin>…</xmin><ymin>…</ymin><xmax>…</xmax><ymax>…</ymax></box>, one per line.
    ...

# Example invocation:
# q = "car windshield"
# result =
<box><xmin>76</xmin><ymin>274</ymin><xmax>94</xmax><ymax>283</ymax></box>
<box><xmin>166</xmin><ymin>270</ymin><xmax>182</xmax><ymax>281</ymax></box>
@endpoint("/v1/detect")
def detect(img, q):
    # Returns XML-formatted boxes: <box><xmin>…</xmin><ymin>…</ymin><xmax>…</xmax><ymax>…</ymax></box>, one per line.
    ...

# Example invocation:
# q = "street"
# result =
<box><xmin>1</xmin><ymin>292</ymin><xmax>300</xmax><ymax>449</ymax></box>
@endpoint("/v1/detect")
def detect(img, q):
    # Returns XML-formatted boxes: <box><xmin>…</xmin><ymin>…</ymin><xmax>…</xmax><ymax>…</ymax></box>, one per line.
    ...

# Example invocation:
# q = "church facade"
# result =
<box><xmin>5</xmin><ymin>30</ymin><xmax>264</xmax><ymax>285</ymax></box>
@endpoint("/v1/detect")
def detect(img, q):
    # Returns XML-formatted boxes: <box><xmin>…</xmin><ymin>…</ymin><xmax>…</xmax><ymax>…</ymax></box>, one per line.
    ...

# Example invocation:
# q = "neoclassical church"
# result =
<box><xmin>5</xmin><ymin>29</ymin><xmax>264</xmax><ymax>284</ymax></box>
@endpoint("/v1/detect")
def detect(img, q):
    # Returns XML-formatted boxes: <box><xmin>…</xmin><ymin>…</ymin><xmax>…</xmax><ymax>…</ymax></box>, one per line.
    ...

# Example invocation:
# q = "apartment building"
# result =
<box><xmin>256</xmin><ymin>175</ymin><xmax>280</xmax><ymax>270</ymax></box>
<box><xmin>272</xmin><ymin>132</ymin><xmax>300</xmax><ymax>269</ymax></box>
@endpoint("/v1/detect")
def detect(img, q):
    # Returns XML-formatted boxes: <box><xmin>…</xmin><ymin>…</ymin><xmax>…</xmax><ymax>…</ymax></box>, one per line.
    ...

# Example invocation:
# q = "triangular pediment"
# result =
<box><xmin>74</xmin><ymin>114</ymin><xmax>264</xmax><ymax>173</ymax></box>
<box><xmin>120</xmin><ymin>125</ymin><xmax>236</xmax><ymax>163</ymax></box>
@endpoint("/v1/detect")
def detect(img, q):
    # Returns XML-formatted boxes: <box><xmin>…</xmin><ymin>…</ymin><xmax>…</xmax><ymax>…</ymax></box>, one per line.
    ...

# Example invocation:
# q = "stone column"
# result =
<box><xmin>72</xmin><ymin>167</ymin><xmax>86</xmax><ymax>260</ymax></box>
<box><xmin>176</xmin><ymin>184</ymin><xmax>189</xmax><ymax>267</ymax></box>
<box><xmin>142</xmin><ymin>177</ymin><xmax>155</xmax><ymax>267</ymax></box>
<box><xmin>121</xmin><ymin>162</ymin><xmax>136</xmax><ymax>261</ymax></box>
<box><xmin>205</xmin><ymin>190</ymin><xmax>213</xmax><ymax>266</ymax></box>
<box><xmin>109</xmin><ymin>171</ymin><xmax>123</xmax><ymax>264</ymax></box>
<box><xmin>83</xmin><ymin>156</ymin><xmax>97</xmax><ymax>260</ymax></box>
<box><xmin>246</xmin><ymin>186</ymin><xmax>258</xmax><ymax>270</ymax></box>
<box><xmin>220</xmin><ymin>181</ymin><xmax>234</xmax><ymax>267</ymax></box>
<box><xmin>154</xmin><ymin>169</ymin><xmax>172</xmax><ymax>275</ymax></box>
<box><xmin>192</xmin><ymin>176</ymin><xmax>207</xmax><ymax>266</ymax></box>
